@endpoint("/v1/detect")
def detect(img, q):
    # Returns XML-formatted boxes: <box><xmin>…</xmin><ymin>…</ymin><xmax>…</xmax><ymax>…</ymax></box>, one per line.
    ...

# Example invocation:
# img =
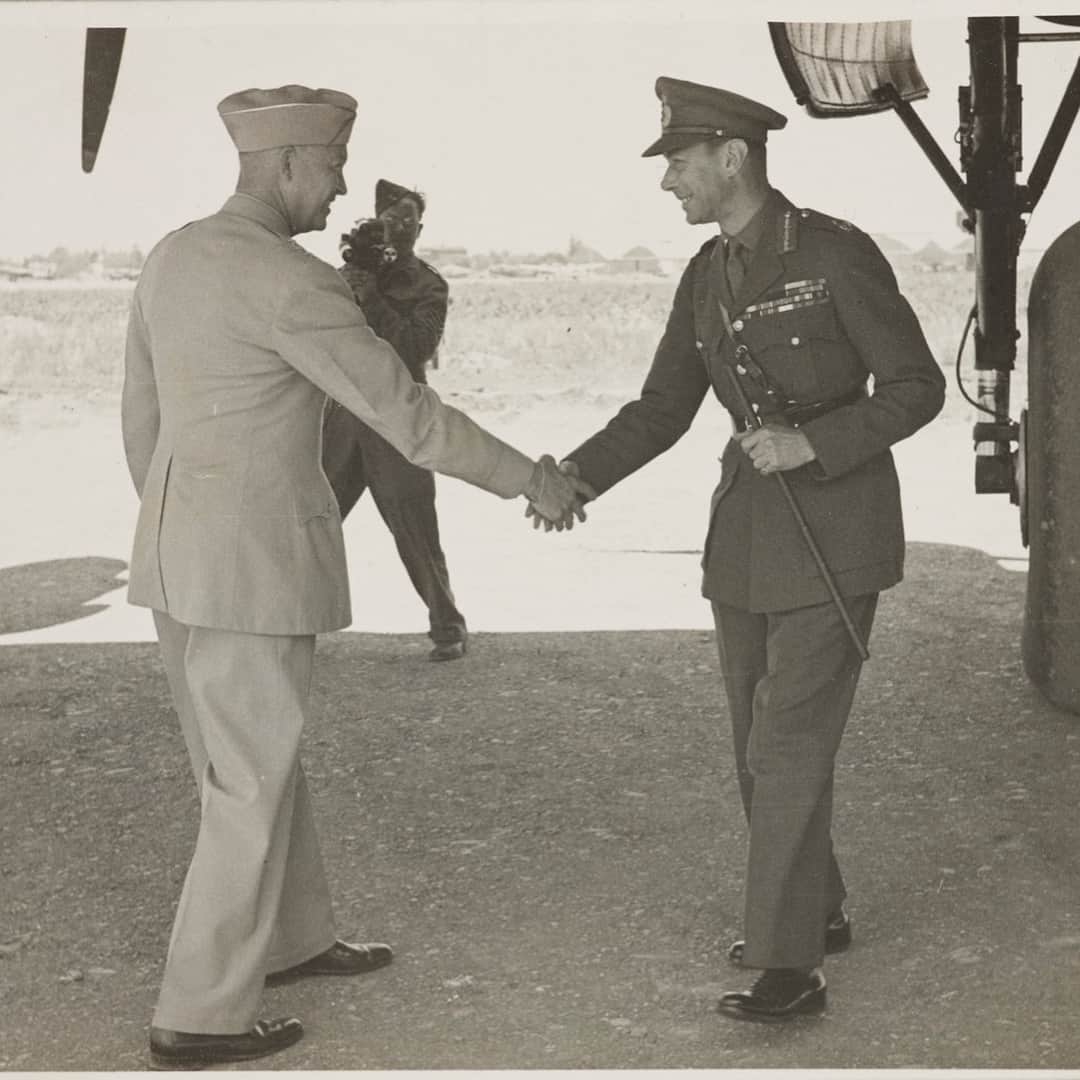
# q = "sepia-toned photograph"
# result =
<box><xmin>2</xmin><ymin>0</ymin><xmax>1080</xmax><ymax>1072</ymax></box>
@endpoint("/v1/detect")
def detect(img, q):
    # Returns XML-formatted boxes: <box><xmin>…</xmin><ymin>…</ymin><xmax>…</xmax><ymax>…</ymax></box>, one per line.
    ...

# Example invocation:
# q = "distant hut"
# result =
<box><xmin>870</xmin><ymin>234</ymin><xmax>914</xmax><ymax>272</ymax></box>
<box><xmin>612</xmin><ymin>245</ymin><xmax>663</xmax><ymax>275</ymax></box>
<box><xmin>952</xmin><ymin>236</ymin><xmax>975</xmax><ymax>272</ymax></box>
<box><xmin>567</xmin><ymin>236</ymin><xmax>607</xmax><ymax>267</ymax></box>
<box><xmin>420</xmin><ymin>245</ymin><xmax>469</xmax><ymax>272</ymax></box>
<box><xmin>913</xmin><ymin>240</ymin><xmax>965</xmax><ymax>272</ymax></box>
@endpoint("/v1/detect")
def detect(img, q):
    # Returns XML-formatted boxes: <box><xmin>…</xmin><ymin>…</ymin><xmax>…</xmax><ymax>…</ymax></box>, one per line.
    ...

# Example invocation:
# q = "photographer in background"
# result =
<box><xmin>322</xmin><ymin>179</ymin><xmax>468</xmax><ymax>661</ymax></box>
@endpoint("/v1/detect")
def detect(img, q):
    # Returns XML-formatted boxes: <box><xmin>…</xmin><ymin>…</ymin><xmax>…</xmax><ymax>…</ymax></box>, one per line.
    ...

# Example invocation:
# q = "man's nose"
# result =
<box><xmin>660</xmin><ymin>167</ymin><xmax>676</xmax><ymax>191</ymax></box>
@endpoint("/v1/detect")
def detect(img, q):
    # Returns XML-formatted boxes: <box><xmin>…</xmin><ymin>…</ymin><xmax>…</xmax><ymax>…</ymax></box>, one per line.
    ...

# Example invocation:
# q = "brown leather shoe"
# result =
<box><xmin>429</xmin><ymin>640</ymin><xmax>466</xmax><ymax>662</ymax></box>
<box><xmin>717</xmin><ymin>968</ymin><xmax>826</xmax><ymax>1022</ymax></box>
<box><xmin>727</xmin><ymin>907</ymin><xmax>851</xmax><ymax>966</ymax></box>
<box><xmin>265</xmin><ymin>940</ymin><xmax>393</xmax><ymax>985</ymax></box>
<box><xmin>149</xmin><ymin>1016</ymin><xmax>303</xmax><ymax>1069</ymax></box>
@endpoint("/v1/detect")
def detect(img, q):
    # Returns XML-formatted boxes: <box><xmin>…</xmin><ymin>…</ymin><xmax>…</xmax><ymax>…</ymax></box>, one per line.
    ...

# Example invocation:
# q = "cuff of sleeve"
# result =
<box><xmin>486</xmin><ymin>447</ymin><xmax>537</xmax><ymax>499</ymax></box>
<box><xmin>799</xmin><ymin>418</ymin><xmax>848</xmax><ymax>479</ymax></box>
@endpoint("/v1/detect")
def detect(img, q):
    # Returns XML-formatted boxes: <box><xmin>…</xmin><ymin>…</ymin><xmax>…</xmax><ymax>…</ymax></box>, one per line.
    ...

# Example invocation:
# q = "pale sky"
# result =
<box><xmin>4</xmin><ymin>1</ymin><xmax>1080</xmax><ymax>263</ymax></box>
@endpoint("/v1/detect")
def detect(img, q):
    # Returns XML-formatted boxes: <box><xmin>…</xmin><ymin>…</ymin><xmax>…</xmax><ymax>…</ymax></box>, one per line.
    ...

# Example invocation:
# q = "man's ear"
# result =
<box><xmin>724</xmin><ymin>138</ymin><xmax>750</xmax><ymax>175</ymax></box>
<box><xmin>416</xmin><ymin>222</ymin><xmax>424</xmax><ymax>238</ymax></box>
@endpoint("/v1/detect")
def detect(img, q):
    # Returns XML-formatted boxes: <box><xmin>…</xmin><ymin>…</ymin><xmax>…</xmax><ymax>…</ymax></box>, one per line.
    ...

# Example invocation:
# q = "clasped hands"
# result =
<box><xmin>523</xmin><ymin>456</ymin><xmax>596</xmax><ymax>531</ymax></box>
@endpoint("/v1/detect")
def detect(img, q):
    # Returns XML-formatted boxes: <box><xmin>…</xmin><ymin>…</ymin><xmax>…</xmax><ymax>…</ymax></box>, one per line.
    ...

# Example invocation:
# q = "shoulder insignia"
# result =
<box><xmin>778</xmin><ymin>209</ymin><xmax>799</xmax><ymax>254</ymax></box>
<box><xmin>797</xmin><ymin>208</ymin><xmax>860</xmax><ymax>236</ymax></box>
<box><xmin>417</xmin><ymin>257</ymin><xmax>446</xmax><ymax>283</ymax></box>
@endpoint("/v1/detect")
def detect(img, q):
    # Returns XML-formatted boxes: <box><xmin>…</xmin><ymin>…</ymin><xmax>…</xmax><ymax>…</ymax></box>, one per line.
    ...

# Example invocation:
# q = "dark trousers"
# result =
<box><xmin>322</xmin><ymin>403</ymin><xmax>466</xmax><ymax>646</ymax></box>
<box><xmin>711</xmin><ymin>594</ymin><xmax>877</xmax><ymax>969</ymax></box>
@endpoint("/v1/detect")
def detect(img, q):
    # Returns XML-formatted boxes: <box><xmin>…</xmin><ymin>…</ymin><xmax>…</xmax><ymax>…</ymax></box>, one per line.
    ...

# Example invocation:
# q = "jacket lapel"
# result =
<box><xmin>732</xmin><ymin>243</ymin><xmax>783</xmax><ymax>313</ymax></box>
<box><xmin>692</xmin><ymin>236</ymin><xmax>726</xmax><ymax>350</ymax></box>
<box><xmin>729</xmin><ymin>191</ymin><xmax>795</xmax><ymax>313</ymax></box>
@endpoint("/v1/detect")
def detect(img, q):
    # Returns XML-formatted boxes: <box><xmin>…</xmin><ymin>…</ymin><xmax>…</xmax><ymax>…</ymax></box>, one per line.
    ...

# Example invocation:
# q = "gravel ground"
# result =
<box><xmin>2</xmin><ymin>542</ymin><xmax>1080</xmax><ymax>1070</ymax></box>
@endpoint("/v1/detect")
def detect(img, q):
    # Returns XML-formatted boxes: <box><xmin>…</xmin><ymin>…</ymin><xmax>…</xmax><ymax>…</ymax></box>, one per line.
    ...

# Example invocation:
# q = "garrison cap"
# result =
<box><xmin>642</xmin><ymin>77</ymin><xmax>787</xmax><ymax>157</ymax></box>
<box><xmin>375</xmin><ymin>178</ymin><xmax>425</xmax><ymax>216</ymax></box>
<box><xmin>218</xmin><ymin>85</ymin><xmax>357</xmax><ymax>152</ymax></box>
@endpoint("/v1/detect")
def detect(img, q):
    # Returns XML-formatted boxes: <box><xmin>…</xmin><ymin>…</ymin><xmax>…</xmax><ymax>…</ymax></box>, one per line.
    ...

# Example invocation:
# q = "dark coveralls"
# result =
<box><xmin>568</xmin><ymin>189</ymin><xmax>945</xmax><ymax>970</ymax></box>
<box><xmin>321</xmin><ymin>253</ymin><xmax>467</xmax><ymax>647</ymax></box>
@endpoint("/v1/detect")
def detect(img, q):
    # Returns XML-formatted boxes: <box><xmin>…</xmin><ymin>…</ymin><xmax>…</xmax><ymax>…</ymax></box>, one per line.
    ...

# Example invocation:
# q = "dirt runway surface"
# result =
<box><xmin>1</xmin><ymin>389</ymin><xmax>1078</xmax><ymax>1070</ymax></box>
<box><xmin>3</xmin><ymin>544</ymin><xmax>1080</xmax><ymax>1070</ymax></box>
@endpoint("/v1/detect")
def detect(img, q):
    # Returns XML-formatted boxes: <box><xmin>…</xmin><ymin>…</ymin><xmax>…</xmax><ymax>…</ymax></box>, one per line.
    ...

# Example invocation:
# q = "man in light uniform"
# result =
<box><xmin>122</xmin><ymin>85</ymin><xmax>583</xmax><ymax>1068</ymax></box>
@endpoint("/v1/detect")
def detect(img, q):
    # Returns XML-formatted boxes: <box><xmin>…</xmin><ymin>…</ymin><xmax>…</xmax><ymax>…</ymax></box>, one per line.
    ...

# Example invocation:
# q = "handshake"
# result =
<box><xmin>522</xmin><ymin>456</ymin><xmax>596</xmax><ymax>532</ymax></box>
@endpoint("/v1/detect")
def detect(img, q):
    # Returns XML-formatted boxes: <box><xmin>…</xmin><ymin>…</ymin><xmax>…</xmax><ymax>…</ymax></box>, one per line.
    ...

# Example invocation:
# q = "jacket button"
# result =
<box><xmin>732</xmin><ymin>318</ymin><xmax>744</xmax><ymax>332</ymax></box>
<box><xmin>791</xmin><ymin>335</ymin><xmax>801</xmax><ymax>346</ymax></box>
<box><xmin>696</xmin><ymin>340</ymin><xmax>703</xmax><ymax>350</ymax></box>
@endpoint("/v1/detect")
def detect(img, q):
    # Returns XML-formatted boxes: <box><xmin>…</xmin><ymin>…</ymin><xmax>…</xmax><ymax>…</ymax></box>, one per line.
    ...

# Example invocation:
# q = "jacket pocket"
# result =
<box><xmin>746</xmin><ymin>301</ymin><xmax>842</xmax><ymax>402</ymax></box>
<box><xmin>792</xmin><ymin>454</ymin><xmax>902</xmax><ymax>577</ymax></box>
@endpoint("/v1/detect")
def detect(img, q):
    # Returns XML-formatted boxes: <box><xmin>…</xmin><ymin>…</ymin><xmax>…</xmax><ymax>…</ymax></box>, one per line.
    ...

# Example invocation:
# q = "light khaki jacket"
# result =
<box><xmin>122</xmin><ymin>194</ymin><xmax>532</xmax><ymax>634</ymax></box>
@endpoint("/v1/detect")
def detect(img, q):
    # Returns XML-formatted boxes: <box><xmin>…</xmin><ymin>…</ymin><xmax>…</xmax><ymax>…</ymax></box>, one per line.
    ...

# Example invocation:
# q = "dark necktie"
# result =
<box><xmin>725</xmin><ymin>237</ymin><xmax>748</xmax><ymax>299</ymax></box>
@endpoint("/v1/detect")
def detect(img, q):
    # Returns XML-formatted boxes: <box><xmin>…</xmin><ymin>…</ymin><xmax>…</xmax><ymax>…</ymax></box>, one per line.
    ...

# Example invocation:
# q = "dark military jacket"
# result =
<box><xmin>357</xmin><ymin>253</ymin><xmax>448</xmax><ymax>383</ymax></box>
<box><xmin>568</xmin><ymin>189</ymin><xmax>946</xmax><ymax>613</ymax></box>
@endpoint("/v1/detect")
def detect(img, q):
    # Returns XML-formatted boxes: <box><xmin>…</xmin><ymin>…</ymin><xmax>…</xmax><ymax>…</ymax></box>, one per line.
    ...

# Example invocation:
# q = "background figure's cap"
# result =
<box><xmin>642</xmin><ymin>76</ymin><xmax>787</xmax><ymax>157</ymax></box>
<box><xmin>218</xmin><ymin>85</ymin><xmax>357</xmax><ymax>151</ymax></box>
<box><xmin>375</xmin><ymin>178</ymin><xmax>422</xmax><ymax>216</ymax></box>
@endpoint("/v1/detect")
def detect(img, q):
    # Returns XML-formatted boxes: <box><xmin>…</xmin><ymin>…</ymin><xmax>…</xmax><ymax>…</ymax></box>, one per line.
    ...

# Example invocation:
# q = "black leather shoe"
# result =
<box><xmin>727</xmin><ymin>907</ymin><xmax>851</xmax><ymax>966</ymax></box>
<box><xmin>149</xmin><ymin>1017</ymin><xmax>303</xmax><ymax>1070</ymax></box>
<box><xmin>265</xmin><ymin>940</ymin><xmax>393</xmax><ymax>985</ymax></box>
<box><xmin>430</xmin><ymin>640</ymin><xmax>466</xmax><ymax>662</ymax></box>
<box><xmin>717</xmin><ymin>968</ymin><xmax>826</xmax><ymax>1022</ymax></box>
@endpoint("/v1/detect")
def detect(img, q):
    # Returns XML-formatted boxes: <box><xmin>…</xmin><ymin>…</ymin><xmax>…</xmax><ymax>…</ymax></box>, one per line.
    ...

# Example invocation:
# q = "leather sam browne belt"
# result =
<box><xmin>731</xmin><ymin>383</ymin><xmax>867</xmax><ymax>433</ymax></box>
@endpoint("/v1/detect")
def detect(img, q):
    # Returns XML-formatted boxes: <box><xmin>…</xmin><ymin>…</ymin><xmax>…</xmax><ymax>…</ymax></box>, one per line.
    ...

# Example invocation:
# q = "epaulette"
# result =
<box><xmin>417</xmin><ymin>257</ymin><xmax>447</xmax><ymax>285</ymax></box>
<box><xmin>696</xmin><ymin>234</ymin><xmax>722</xmax><ymax>260</ymax></box>
<box><xmin>795</xmin><ymin>207</ymin><xmax>861</xmax><ymax>236</ymax></box>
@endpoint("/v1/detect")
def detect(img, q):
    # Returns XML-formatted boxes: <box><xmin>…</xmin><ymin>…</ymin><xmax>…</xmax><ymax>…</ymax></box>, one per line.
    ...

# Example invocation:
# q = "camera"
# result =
<box><xmin>339</xmin><ymin>218</ymin><xmax>398</xmax><ymax>273</ymax></box>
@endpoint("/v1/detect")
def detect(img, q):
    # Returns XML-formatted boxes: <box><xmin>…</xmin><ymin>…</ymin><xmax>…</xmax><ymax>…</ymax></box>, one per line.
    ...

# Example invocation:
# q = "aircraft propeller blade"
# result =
<box><xmin>82</xmin><ymin>28</ymin><xmax>126</xmax><ymax>173</ymax></box>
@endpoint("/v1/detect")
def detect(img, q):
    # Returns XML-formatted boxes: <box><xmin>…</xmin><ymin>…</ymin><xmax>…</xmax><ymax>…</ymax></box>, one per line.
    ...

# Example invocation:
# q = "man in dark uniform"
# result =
<box><xmin>556</xmin><ymin>77</ymin><xmax>946</xmax><ymax>1020</ymax></box>
<box><xmin>323</xmin><ymin>179</ymin><xmax>468</xmax><ymax>661</ymax></box>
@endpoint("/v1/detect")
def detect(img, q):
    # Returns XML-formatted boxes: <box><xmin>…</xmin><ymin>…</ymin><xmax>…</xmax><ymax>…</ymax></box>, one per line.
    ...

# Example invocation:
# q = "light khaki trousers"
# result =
<box><xmin>151</xmin><ymin>610</ymin><xmax>337</xmax><ymax>1033</ymax></box>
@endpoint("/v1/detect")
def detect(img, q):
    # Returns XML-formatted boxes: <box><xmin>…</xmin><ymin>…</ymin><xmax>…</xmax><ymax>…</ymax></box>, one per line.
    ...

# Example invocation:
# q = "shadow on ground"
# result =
<box><xmin>0</xmin><ymin>557</ymin><xmax>127</xmax><ymax>634</ymax></box>
<box><xmin>1</xmin><ymin>542</ymin><xmax>1078</xmax><ymax>1070</ymax></box>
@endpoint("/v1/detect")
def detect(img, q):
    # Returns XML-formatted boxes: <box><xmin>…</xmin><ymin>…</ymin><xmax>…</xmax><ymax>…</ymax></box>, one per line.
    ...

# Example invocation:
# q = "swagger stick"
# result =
<box><xmin>723</xmin><ymin>363</ymin><xmax>870</xmax><ymax>661</ymax></box>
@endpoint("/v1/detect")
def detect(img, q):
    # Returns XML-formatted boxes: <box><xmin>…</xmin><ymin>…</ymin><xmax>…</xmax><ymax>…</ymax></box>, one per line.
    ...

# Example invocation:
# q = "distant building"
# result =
<box><xmin>870</xmin><ymin>234</ymin><xmax>914</xmax><ymax>272</ymax></box>
<box><xmin>952</xmin><ymin>236</ymin><xmax>975</xmax><ymax>272</ymax></box>
<box><xmin>420</xmin><ymin>245</ymin><xmax>469</xmax><ymax>271</ymax></box>
<box><xmin>912</xmin><ymin>241</ymin><xmax>966</xmax><ymax>272</ymax></box>
<box><xmin>104</xmin><ymin>266</ymin><xmax>141</xmax><ymax>281</ymax></box>
<box><xmin>610</xmin><ymin>245</ymin><xmax>663</xmax><ymax>275</ymax></box>
<box><xmin>0</xmin><ymin>261</ymin><xmax>31</xmax><ymax>281</ymax></box>
<box><xmin>567</xmin><ymin>236</ymin><xmax>607</xmax><ymax>265</ymax></box>
<box><xmin>29</xmin><ymin>259</ymin><xmax>58</xmax><ymax>280</ymax></box>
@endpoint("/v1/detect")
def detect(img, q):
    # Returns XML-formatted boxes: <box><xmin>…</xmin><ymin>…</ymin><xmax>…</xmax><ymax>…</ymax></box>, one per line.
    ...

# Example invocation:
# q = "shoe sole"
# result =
<box><xmin>717</xmin><ymin>988</ymin><xmax>827</xmax><ymax>1023</ymax></box>
<box><xmin>149</xmin><ymin>1028</ymin><xmax>304</xmax><ymax>1070</ymax></box>
<box><xmin>265</xmin><ymin>954</ymin><xmax>393</xmax><ymax>986</ymax></box>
